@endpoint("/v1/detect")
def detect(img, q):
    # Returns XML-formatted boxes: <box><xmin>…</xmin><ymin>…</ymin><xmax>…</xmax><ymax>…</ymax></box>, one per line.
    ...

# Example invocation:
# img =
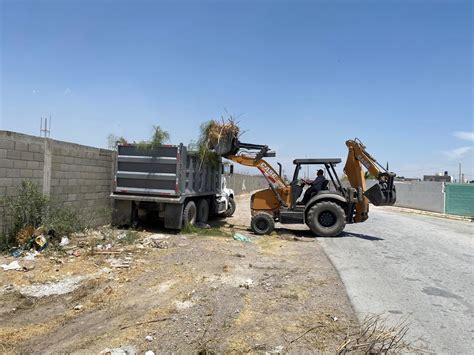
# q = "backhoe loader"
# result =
<box><xmin>212</xmin><ymin>138</ymin><xmax>396</xmax><ymax>237</ymax></box>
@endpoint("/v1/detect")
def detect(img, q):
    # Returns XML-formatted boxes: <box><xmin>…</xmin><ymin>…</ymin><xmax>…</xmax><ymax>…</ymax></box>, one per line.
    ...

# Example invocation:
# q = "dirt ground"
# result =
<box><xmin>0</xmin><ymin>193</ymin><xmax>357</xmax><ymax>354</ymax></box>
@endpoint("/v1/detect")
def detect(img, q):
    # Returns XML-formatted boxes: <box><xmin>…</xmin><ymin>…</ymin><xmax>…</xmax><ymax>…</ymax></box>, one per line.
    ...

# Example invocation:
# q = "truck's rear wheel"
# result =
<box><xmin>183</xmin><ymin>201</ymin><xmax>197</xmax><ymax>226</ymax></box>
<box><xmin>197</xmin><ymin>199</ymin><xmax>209</xmax><ymax>223</ymax></box>
<box><xmin>251</xmin><ymin>213</ymin><xmax>275</xmax><ymax>235</ymax></box>
<box><xmin>306</xmin><ymin>201</ymin><xmax>346</xmax><ymax>237</ymax></box>
<box><xmin>224</xmin><ymin>197</ymin><xmax>236</xmax><ymax>217</ymax></box>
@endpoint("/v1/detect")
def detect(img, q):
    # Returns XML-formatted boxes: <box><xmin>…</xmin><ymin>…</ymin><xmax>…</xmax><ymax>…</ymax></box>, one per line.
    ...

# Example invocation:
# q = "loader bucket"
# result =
<box><xmin>213</xmin><ymin>134</ymin><xmax>239</xmax><ymax>156</ymax></box>
<box><xmin>364</xmin><ymin>182</ymin><xmax>396</xmax><ymax>206</ymax></box>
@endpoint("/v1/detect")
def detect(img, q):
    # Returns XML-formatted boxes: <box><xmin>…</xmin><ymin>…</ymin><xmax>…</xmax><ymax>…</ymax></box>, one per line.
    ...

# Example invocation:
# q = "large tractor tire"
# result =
<box><xmin>183</xmin><ymin>201</ymin><xmax>197</xmax><ymax>226</ymax></box>
<box><xmin>224</xmin><ymin>197</ymin><xmax>236</xmax><ymax>217</ymax></box>
<box><xmin>306</xmin><ymin>201</ymin><xmax>346</xmax><ymax>237</ymax></box>
<box><xmin>251</xmin><ymin>213</ymin><xmax>275</xmax><ymax>235</ymax></box>
<box><xmin>197</xmin><ymin>199</ymin><xmax>210</xmax><ymax>223</ymax></box>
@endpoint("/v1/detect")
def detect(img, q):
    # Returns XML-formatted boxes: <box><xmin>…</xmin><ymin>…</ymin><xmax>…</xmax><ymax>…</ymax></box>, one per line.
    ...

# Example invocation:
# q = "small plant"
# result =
<box><xmin>137</xmin><ymin>125</ymin><xmax>170</xmax><ymax>151</ymax></box>
<box><xmin>0</xmin><ymin>180</ymin><xmax>83</xmax><ymax>250</ymax></box>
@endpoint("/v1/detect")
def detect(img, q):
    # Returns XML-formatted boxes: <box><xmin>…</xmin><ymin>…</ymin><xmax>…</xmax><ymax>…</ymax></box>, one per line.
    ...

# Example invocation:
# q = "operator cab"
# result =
<box><xmin>290</xmin><ymin>158</ymin><xmax>343</xmax><ymax>209</ymax></box>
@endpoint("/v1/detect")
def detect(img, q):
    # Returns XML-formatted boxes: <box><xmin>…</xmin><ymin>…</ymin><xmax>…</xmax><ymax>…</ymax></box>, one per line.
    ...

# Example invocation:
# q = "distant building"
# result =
<box><xmin>423</xmin><ymin>171</ymin><xmax>453</xmax><ymax>183</ymax></box>
<box><xmin>395</xmin><ymin>176</ymin><xmax>421</xmax><ymax>182</ymax></box>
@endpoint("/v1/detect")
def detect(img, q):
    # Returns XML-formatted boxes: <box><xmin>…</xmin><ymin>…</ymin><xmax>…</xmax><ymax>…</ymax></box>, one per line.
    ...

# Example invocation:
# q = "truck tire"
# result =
<box><xmin>197</xmin><ymin>199</ymin><xmax>209</xmax><ymax>223</ymax></box>
<box><xmin>306</xmin><ymin>201</ymin><xmax>346</xmax><ymax>237</ymax></box>
<box><xmin>183</xmin><ymin>201</ymin><xmax>197</xmax><ymax>226</ymax></box>
<box><xmin>251</xmin><ymin>213</ymin><xmax>275</xmax><ymax>235</ymax></box>
<box><xmin>224</xmin><ymin>197</ymin><xmax>236</xmax><ymax>217</ymax></box>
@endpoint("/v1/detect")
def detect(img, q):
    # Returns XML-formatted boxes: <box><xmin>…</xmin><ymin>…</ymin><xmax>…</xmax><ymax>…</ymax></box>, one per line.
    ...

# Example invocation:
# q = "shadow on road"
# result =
<box><xmin>338</xmin><ymin>232</ymin><xmax>384</xmax><ymax>241</ymax></box>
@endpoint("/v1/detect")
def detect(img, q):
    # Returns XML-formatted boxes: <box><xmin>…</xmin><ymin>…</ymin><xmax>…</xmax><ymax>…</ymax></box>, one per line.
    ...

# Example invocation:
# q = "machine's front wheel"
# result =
<box><xmin>306</xmin><ymin>201</ymin><xmax>346</xmax><ymax>237</ymax></box>
<box><xmin>251</xmin><ymin>213</ymin><xmax>275</xmax><ymax>235</ymax></box>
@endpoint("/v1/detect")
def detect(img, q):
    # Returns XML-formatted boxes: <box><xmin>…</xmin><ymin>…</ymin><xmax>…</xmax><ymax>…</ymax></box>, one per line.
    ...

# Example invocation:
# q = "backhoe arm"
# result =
<box><xmin>344</xmin><ymin>139</ymin><xmax>396</xmax><ymax>222</ymax></box>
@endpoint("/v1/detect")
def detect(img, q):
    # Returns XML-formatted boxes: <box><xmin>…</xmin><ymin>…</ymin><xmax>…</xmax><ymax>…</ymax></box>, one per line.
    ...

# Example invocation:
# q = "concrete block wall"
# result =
<box><xmin>0</xmin><ymin>131</ymin><xmax>114</xmax><ymax>234</ymax></box>
<box><xmin>226</xmin><ymin>173</ymin><xmax>268</xmax><ymax>195</ymax></box>
<box><xmin>393</xmin><ymin>181</ymin><xmax>445</xmax><ymax>213</ymax></box>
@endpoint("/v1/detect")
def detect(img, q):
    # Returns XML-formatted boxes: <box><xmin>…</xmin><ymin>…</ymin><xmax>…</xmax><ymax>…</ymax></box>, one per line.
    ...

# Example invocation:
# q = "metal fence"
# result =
<box><xmin>445</xmin><ymin>183</ymin><xmax>474</xmax><ymax>217</ymax></box>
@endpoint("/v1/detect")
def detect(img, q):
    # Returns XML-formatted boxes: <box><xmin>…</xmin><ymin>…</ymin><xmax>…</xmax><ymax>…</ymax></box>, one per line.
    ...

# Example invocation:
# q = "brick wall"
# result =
<box><xmin>0</xmin><ymin>131</ymin><xmax>114</xmax><ymax>234</ymax></box>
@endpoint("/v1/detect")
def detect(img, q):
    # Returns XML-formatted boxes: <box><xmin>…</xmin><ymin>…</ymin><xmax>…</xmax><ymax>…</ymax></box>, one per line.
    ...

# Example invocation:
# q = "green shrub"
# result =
<box><xmin>0</xmin><ymin>180</ymin><xmax>83</xmax><ymax>250</ymax></box>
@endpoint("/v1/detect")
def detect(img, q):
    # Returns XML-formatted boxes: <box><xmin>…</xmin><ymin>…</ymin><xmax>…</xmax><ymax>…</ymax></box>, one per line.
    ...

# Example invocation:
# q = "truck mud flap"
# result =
<box><xmin>164</xmin><ymin>204</ymin><xmax>184</xmax><ymax>229</ymax></box>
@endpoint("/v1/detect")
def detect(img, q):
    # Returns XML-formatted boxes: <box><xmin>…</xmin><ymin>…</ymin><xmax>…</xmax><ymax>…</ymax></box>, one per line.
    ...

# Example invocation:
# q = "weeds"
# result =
<box><xmin>0</xmin><ymin>180</ymin><xmax>83</xmax><ymax>250</ymax></box>
<box><xmin>136</xmin><ymin>125</ymin><xmax>170</xmax><ymax>151</ymax></box>
<box><xmin>337</xmin><ymin>314</ymin><xmax>413</xmax><ymax>354</ymax></box>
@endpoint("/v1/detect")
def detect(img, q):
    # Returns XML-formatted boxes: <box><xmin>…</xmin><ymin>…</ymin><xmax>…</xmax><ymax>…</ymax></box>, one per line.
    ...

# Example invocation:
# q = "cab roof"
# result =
<box><xmin>293</xmin><ymin>158</ymin><xmax>341</xmax><ymax>165</ymax></box>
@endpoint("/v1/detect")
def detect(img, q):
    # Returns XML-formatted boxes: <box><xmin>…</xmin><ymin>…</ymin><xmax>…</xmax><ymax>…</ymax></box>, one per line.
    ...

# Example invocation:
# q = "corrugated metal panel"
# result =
<box><xmin>445</xmin><ymin>184</ymin><xmax>474</xmax><ymax>217</ymax></box>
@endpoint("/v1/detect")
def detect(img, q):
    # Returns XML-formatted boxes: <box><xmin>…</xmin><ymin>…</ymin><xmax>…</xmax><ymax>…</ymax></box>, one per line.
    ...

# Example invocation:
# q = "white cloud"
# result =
<box><xmin>444</xmin><ymin>146</ymin><xmax>473</xmax><ymax>159</ymax></box>
<box><xmin>453</xmin><ymin>131</ymin><xmax>474</xmax><ymax>141</ymax></box>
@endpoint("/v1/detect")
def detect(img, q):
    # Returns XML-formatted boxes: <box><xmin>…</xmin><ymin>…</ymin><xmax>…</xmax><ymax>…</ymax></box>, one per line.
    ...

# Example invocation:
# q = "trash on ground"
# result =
<box><xmin>239</xmin><ymin>278</ymin><xmax>254</xmax><ymax>289</ymax></box>
<box><xmin>100</xmin><ymin>346</ymin><xmax>137</xmax><ymax>355</ymax></box>
<box><xmin>175</xmin><ymin>300</ymin><xmax>194</xmax><ymax>311</ymax></box>
<box><xmin>74</xmin><ymin>304</ymin><xmax>83</xmax><ymax>310</ymax></box>
<box><xmin>152</xmin><ymin>239</ymin><xmax>169</xmax><ymax>249</ymax></box>
<box><xmin>24</xmin><ymin>251</ymin><xmax>38</xmax><ymax>261</ymax></box>
<box><xmin>59</xmin><ymin>236</ymin><xmax>70</xmax><ymax>246</ymax></box>
<box><xmin>10</xmin><ymin>248</ymin><xmax>23</xmax><ymax>258</ymax></box>
<box><xmin>145</xmin><ymin>351</ymin><xmax>155</xmax><ymax>355</ymax></box>
<box><xmin>233</xmin><ymin>233</ymin><xmax>251</xmax><ymax>242</ymax></box>
<box><xmin>35</xmin><ymin>235</ymin><xmax>48</xmax><ymax>251</ymax></box>
<box><xmin>145</xmin><ymin>335</ymin><xmax>153</xmax><ymax>342</ymax></box>
<box><xmin>2</xmin><ymin>260</ymin><xmax>22</xmax><ymax>271</ymax></box>
<box><xmin>109</xmin><ymin>258</ymin><xmax>132</xmax><ymax>268</ymax></box>
<box><xmin>72</xmin><ymin>250</ymin><xmax>81</xmax><ymax>257</ymax></box>
<box><xmin>116</xmin><ymin>231</ymin><xmax>127</xmax><ymax>240</ymax></box>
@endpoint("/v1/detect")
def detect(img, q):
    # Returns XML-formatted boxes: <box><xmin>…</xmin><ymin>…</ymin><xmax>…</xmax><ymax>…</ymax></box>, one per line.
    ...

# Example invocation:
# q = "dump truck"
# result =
<box><xmin>111</xmin><ymin>143</ymin><xmax>235</xmax><ymax>230</ymax></box>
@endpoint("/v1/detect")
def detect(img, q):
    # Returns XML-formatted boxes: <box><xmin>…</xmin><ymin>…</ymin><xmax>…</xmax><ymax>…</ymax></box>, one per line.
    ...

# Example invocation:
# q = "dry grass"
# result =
<box><xmin>338</xmin><ymin>314</ymin><xmax>413</xmax><ymax>354</ymax></box>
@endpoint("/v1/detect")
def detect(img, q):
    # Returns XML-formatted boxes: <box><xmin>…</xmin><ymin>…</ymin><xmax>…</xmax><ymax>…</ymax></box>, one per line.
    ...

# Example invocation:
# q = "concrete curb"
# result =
<box><xmin>380</xmin><ymin>206</ymin><xmax>473</xmax><ymax>222</ymax></box>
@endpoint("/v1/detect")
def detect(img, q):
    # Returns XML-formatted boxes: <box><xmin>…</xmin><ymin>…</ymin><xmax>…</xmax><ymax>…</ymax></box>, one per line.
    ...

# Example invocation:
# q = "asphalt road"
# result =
<box><xmin>317</xmin><ymin>207</ymin><xmax>474</xmax><ymax>354</ymax></box>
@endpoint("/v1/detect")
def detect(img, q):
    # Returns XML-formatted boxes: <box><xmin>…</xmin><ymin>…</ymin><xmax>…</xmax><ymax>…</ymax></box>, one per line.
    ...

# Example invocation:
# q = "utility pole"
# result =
<box><xmin>40</xmin><ymin>116</ymin><xmax>51</xmax><ymax>137</ymax></box>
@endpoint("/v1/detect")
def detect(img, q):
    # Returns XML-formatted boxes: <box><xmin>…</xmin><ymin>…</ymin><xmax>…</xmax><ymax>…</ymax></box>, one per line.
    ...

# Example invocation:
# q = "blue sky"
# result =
<box><xmin>1</xmin><ymin>0</ymin><xmax>472</xmax><ymax>179</ymax></box>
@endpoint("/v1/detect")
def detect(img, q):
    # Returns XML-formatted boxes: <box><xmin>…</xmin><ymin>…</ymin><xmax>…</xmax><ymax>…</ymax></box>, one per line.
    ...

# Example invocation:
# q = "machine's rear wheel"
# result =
<box><xmin>197</xmin><ymin>199</ymin><xmax>209</xmax><ymax>223</ymax></box>
<box><xmin>183</xmin><ymin>201</ymin><xmax>197</xmax><ymax>226</ymax></box>
<box><xmin>306</xmin><ymin>201</ymin><xmax>345</xmax><ymax>237</ymax></box>
<box><xmin>251</xmin><ymin>213</ymin><xmax>275</xmax><ymax>235</ymax></box>
<box><xmin>224</xmin><ymin>197</ymin><xmax>236</xmax><ymax>217</ymax></box>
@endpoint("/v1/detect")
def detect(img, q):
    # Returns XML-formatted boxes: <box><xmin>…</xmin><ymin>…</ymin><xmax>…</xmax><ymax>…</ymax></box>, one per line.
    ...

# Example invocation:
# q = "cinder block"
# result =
<box><xmin>0</xmin><ymin>140</ymin><xmax>14</xmax><ymax>150</ymax></box>
<box><xmin>0</xmin><ymin>149</ymin><xmax>7</xmax><ymax>159</ymax></box>
<box><xmin>67</xmin><ymin>194</ymin><xmax>77</xmax><ymax>201</ymax></box>
<box><xmin>33</xmin><ymin>170</ymin><xmax>43</xmax><ymax>178</ymax></box>
<box><xmin>27</xmin><ymin>161</ymin><xmax>41</xmax><ymax>169</ymax></box>
<box><xmin>7</xmin><ymin>150</ymin><xmax>21</xmax><ymax>159</ymax></box>
<box><xmin>20</xmin><ymin>151</ymin><xmax>34</xmax><ymax>160</ymax></box>
<box><xmin>0</xmin><ymin>168</ymin><xmax>6</xmax><ymax>178</ymax></box>
<box><xmin>20</xmin><ymin>169</ymin><xmax>33</xmax><ymax>178</ymax></box>
<box><xmin>33</xmin><ymin>153</ymin><xmax>44</xmax><ymax>162</ymax></box>
<box><xmin>6</xmin><ymin>169</ymin><xmax>20</xmax><ymax>178</ymax></box>
<box><xmin>0</xmin><ymin>177</ymin><xmax>13</xmax><ymax>186</ymax></box>
<box><xmin>0</xmin><ymin>159</ymin><xmax>13</xmax><ymax>169</ymax></box>
<box><xmin>13</xmin><ymin>160</ymin><xmax>27</xmax><ymax>169</ymax></box>
<box><xmin>15</xmin><ymin>141</ymin><xmax>28</xmax><ymax>151</ymax></box>
<box><xmin>28</xmin><ymin>143</ymin><xmax>43</xmax><ymax>153</ymax></box>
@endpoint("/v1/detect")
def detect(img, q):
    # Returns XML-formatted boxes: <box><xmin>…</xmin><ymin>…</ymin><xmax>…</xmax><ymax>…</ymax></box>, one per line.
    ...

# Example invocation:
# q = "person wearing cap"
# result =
<box><xmin>300</xmin><ymin>169</ymin><xmax>326</xmax><ymax>204</ymax></box>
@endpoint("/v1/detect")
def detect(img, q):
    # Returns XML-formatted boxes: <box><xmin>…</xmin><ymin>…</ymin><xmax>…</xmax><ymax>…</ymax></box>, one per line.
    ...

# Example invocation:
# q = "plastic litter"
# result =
<box><xmin>11</xmin><ymin>249</ymin><xmax>23</xmax><ymax>258</ymax></box>
<box><xmin>59</xmin><ymin>236</ymin><xmax>70</xmax><ymax>246</ymax></box>
<box><xmin>145</xmin><ymin>351</ymin><xmax>155</xmax><ymax>355</ymax></box>
<box><xmin>239</xmin><ymin>278</ymin><xmax>254</xmax><ymax>289</ymax></box>
<box><xmin>233</xmin><ymin>233</ymin><xmax>251</xmax><ymax>242</ymax></box>
<box><xmin>1</xmin><ymin>260</ymin><xmax>22</xmax><ymax>271</ymax></box>
<box><xmin>145</xmin><ymin>335</ymin><xmax>153</xmax><ymax>342</ymax></box>
<box><xmin>35</xmin><ymin>235</ymin><xmax>48</xmax><ymax>251</ymax></box>
<box><xmin>23</xmin><ymin>251</ymin><xmax>38</xmax><ymax>261</ymax></box>
<box><xmin>100</xmin><ymin>346</ymin><xmax>136</xmax><ymax>355</ymax></box>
